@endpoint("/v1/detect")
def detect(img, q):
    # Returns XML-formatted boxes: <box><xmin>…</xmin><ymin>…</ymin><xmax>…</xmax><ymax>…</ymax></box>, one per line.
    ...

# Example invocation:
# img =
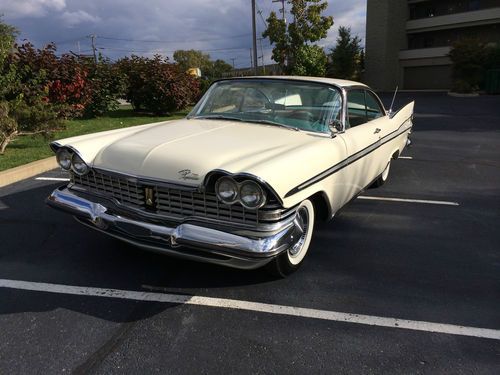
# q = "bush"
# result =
<box><xmin>12</xmin><ymin>42</ymin><xmax>90</xmax><ymax>118</ymax></box>
<box><xmin>84</xmin><ymin>57</ymin><xmax>126</xmax><ymax>117</ymax></box>
<box><xmin>0</xmin><ymin>99</ymin><xmax>63</xmax><ymax>154</ymax></box>
<box><xmin>448</xmin><ymin>39</ymin><xmax>500</xmax><ymax>93</ymax></box>
<box><xmin>117</xmin><ymin>55</ymin><xmax>200</xmax><ymax>114</ymax></box>
<box><xmin>451</xmin><ymin>79</ymin><xmax>473</xmax><ymax>94</ymax></box>
<box><xmin>0</xmin><ymin>42</ymin><xmax>77</xmax><ymax>153</ymax></box>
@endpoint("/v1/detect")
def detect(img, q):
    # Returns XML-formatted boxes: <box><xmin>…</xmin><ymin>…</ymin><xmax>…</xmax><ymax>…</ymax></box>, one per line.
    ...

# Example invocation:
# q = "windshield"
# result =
<box><xmin>189</xmin><ymin>79</ymin><xmax>342</xmax><ymax>134</ymax></box>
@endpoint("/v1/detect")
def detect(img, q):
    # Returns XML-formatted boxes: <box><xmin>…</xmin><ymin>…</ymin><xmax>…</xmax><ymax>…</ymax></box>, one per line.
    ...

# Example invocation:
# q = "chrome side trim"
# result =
<box><xmin>284</xmin><ymin>118</ymin><xmax>412</xmax><ymax>197</ymax></box>
<box><xmin>46</xmin><ymin>187</ymin><xmax>304</xmax><ymax>269</ymax></box>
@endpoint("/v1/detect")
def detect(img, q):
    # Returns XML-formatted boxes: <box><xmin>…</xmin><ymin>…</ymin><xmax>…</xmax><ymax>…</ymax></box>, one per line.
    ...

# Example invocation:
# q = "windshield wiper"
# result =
<box><xmin>191</xmin><ymin>115</ymin><xmax>244</xmax><ymax>122</ymax></box>
<box><xmin>244</xmin><ymin>119</ymin><xmax>300</xmax><ymax>131</ymax></box>
<box><xmin>192</xmin><ymin>115</ymin><xmax>300</xmax><ymax>132</ymax></box>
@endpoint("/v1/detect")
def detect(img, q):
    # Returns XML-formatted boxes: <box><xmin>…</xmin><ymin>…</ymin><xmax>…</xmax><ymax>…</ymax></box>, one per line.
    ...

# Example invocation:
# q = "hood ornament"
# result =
<box><xmin>178</xmin><ymin>169</ymin><xmax>200</xmax><ymax>181</ymax></box>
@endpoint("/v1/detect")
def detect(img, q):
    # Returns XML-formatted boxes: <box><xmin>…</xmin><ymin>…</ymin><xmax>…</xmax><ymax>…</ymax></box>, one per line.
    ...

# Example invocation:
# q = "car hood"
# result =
<box><xmin>56</xmin><ymin>118</ymin><xmax>343</xmax><ymax>200</ymax></box>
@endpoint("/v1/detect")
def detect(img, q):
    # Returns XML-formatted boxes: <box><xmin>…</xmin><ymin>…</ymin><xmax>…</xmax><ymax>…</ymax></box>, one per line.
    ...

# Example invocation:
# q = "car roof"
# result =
<box><xmin>223</xmin><ymin>75</ymin><xmax>368</xmax><ymax>89</ymax></box>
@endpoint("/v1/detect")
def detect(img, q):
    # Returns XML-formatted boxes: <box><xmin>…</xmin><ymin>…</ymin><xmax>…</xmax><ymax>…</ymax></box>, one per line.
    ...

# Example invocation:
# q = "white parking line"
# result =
<box><xmin>359</xmin><ymin>196</ymin><xmax>459</xmax><ymax>206</ymax></box>
<box><xmin>398</xmin><ymin>156</ymin><xmax>413</xmax><ymax>159</ymax></box>
<box><xmin>1</xmin><ymin>279</ymin><xmax>498</xmax><ymax>340</ymax></box>
<box><xmin>35</xmin><ymin>177</ymin><xmax>70</xmax><ymax>182</ymax></box>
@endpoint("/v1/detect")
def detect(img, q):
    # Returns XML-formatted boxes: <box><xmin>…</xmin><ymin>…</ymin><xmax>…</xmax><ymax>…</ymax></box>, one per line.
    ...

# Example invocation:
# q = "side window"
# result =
<box><xmin>347</xmin><ymin>90</ymin><xmax>367</xmax><ymax>127</ymax></box>
<box><xmin>365</xmin><ymin>91</ymin><xmax>384</xmax><ymax>120</ymax></box>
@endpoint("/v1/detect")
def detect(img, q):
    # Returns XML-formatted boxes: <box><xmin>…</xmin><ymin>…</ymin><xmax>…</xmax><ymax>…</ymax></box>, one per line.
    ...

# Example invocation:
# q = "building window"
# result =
<box><xmin>468</xmin><ymin>0</ymin><xmax>480</xmax><ymax>11</ymax></box>
<box><xmin>409</xmin><ymin>4</ymin><xmax>417</xmax><ymax>20</ymax></box>
<box><xmin>424</xmin><ymin>37</ymin><xmax>435</xmax><ymax>48</ymax></box>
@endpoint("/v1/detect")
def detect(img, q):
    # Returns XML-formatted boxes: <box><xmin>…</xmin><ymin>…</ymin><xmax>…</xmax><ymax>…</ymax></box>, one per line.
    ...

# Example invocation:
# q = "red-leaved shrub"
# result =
<box><xmin>117</xmin><ymin>55</ymin><xmax>200</xmax><ymax>114</ymax></box>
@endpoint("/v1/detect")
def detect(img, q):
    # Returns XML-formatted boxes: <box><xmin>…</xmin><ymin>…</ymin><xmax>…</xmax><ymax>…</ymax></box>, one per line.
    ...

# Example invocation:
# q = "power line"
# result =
<box><xmin>52</xmin><ymin>36</ymin><xmax>88</xmax><ymax>45</ymax></box>
<box><xmin>256</xmin><ymin>8</ymin><xmax>268</xmax><ymax>29</ymax></box>
<box><xmin>97</xmin><ymin>45</ymin><xmax>271</xmax><ymax>54</ymax></box>
<box><xmin>272</xmin><ymin>0</ymin><xmax>286</xmax><ymax>22</ymax></box>
<box><xmin>96</xmin><ymin>33</ymin><xmax>252</xmax><ymax>44</ymax></box>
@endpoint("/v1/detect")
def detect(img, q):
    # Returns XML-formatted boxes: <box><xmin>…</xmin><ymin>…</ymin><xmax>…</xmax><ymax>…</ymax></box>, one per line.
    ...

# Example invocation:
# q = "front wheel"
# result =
<box><xmin>371</xmin><ymin>160</ymin><xmax>391</xmax><ymax>188</ymax></box>
<box><xmin>266</xmin><ymin>199</ymin><xmax>315</xmax><ymax>277</ymax></box>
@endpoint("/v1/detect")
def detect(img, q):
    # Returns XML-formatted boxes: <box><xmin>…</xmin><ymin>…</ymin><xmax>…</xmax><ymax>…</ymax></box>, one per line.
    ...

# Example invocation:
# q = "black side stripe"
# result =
<box><xmin>284</xmin><ymin>118</ymin><xmax>412</xmax><ymax>198</ymax></box>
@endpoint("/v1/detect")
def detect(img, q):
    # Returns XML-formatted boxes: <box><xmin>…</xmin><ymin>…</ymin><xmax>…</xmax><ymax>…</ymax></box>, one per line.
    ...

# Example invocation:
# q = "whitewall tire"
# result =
<box><xmin>372</xmin><ymin>160</ymin><xmax>391</xmax><ymax>188</ymax></box>
<box><xmin>267</xmin><ymin>199</ymin><xmax>315</xmax><ymax>277</ymax></box>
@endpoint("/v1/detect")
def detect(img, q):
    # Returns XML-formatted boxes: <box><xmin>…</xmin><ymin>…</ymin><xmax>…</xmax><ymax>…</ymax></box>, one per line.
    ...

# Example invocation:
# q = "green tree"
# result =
<box><xmin>173</xmin><ymin>50</ymin><xmax>232</xmax><ymax>79</ymax></box>
<box><xmin>327</xmin><ymin>26</ymin><xmax>363</xmax><ymax>80</ymax></box>
<box><xmin>209</xmin><ymin>59</ymin><xmax>233</xmax><ymax>79</ymax></box>
<box><xmin>262</xmin><ymin>0</ymin><xmax>333</xmax><ymax>75</ymax></box>
<box><xmin>173</xmin><ymin>49</ymin><xmax>212</xmax><ymax>74</ymax></box>
<box><xmin>0</xmin><ymin>16</ymin><xmax>18</xmax><ymax>98</ymax></box>
<box><xmin>291</xmin><ymin>44</ymin><xmax>327</xmax><ymax>76</ymax></box>
<box><xmin>0</xmin><ymin>15</ymin><xmax>17</xmax><ymax>65</ymax></box>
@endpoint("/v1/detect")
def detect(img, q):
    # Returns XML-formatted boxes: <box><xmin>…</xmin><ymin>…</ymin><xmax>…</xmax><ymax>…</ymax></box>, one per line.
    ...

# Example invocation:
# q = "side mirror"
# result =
<box><xmin>328</xmin><ymin>119</ymin><xmax>344</xmax><ymax>138</ymax></box>
<box><xmin>329</xmin><ymin>119</ymin><xmax>344</xmax><ymax>132</ymax></box>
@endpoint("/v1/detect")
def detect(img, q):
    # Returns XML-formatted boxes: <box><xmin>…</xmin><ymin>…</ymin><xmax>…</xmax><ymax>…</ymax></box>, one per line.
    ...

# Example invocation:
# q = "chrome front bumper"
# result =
<box><xmin>46</xmin><ymin>187</ymin><xmax>302</xmax><ymax>269</ymax></box>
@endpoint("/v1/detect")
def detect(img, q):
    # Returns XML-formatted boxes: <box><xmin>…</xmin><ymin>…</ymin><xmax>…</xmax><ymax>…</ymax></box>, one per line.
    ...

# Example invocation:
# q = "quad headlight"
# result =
<box><xmin>55</xmin><ymin>147</ymin><xmax>89</xmax><ymax>175</ymax></box>
<box><xmin>71</xmin><ymin>153</ymin><xmax>89</xmax><ymax>175</ymax></box>
<box><xmin>56</xmin><ymin>148</ymin><xmax>72</xmax><ymax>170</ymax></box>
<box><xmin>239</xmin><ymin>180</ymin><xmax>266</xmax><ymax>209</ymax></box>
<box><xmin>215</xmin><ymin>176</ymin><xmax>239</xmax><ymax>204</ymax></box>
<box><xmin>215</xmin><ymin>176</ymin><xmax>267</xmax><ymax>209</ymax></box>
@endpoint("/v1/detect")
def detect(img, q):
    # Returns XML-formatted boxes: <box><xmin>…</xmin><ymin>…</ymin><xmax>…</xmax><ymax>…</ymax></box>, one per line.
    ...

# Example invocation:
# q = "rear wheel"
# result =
<box><xmin>371</xmin><ymin>160</ymin><xmax>391</xmax><ymax>188</ymax></box>
<box><xmin>266</xmin><ymin>199</ymin><xmax>315</xmax><ymax>277</ymax></box>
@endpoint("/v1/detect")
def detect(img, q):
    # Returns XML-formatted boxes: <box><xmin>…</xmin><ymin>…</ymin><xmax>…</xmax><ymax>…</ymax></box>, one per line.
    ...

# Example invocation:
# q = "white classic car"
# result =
<box><xmin>47</xmin><ymin>77</ymin><xmax>414</xmax><ymax>276</ymax></box>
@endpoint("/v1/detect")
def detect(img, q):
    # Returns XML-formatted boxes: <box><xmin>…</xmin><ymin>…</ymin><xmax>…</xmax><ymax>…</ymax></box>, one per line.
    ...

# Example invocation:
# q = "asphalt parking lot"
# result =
<box><xmin>0</xmin><ymin>92</ymin><xmax>499</xmax><ymax>374</ymax></box>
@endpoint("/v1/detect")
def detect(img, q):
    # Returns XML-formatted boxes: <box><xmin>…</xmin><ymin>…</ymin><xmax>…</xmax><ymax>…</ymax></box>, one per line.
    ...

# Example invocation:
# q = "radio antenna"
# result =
<box><xmin>388</xmin><ymin>86</ymin><xmax>398</xmax><ymax>117</ymax></box>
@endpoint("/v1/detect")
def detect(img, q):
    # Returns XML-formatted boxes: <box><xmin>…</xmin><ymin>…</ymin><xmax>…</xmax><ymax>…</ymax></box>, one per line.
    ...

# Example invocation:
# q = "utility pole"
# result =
<box><xmin>90</xmin><ymin>34</ymin><xmax>97</xmax><ymax>63</ymax></box>
<box><xmin>249</xmin><ymin>48</ymin><xmax>253</xmax><ymax>71</ymax></box>
<box><xmin>230</xmin><ymin>58</ymin><xmax>236</xmax><ymax>69</ymax></box>
<box><xmin>258</xmin><ymin>37</ymin><xmax>265</xmax><ymax>74</ymax></box>
<box><xmin>251</xmin><ymin>0</ymin><xmax>258</xmax><ymax>75</ymax></box>
<box><xmin>273</xmin><ymin>0</ymin><xmax>286</xmax><ymax>22</ymax></box>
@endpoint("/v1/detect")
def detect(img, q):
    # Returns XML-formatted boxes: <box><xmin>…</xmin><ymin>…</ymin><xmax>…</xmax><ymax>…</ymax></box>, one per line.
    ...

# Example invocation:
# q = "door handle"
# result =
<box><xmin>374</xmin><ymin>128</ymin><xmax>381</xmax><ymax>134</ymax></box>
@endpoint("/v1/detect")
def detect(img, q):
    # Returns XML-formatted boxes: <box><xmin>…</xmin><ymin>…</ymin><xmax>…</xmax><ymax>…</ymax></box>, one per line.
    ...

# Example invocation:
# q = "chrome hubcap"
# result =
<box><xmin>289</xmin><ymin>206</ymin><xmax>309</xmax><ymax>257</ymax></box>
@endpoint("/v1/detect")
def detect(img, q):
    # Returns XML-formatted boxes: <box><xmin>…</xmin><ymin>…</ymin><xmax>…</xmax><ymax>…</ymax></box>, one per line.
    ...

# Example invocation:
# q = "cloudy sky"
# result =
<box><xmin>1</xmin><ymin>0</ymin><xmax>366</xmax><ymax>68</ymax></box>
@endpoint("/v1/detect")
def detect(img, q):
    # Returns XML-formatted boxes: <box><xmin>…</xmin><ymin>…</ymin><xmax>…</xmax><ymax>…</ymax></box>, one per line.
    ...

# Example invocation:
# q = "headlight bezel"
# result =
<box><xmin>214</xmin><ymin>176</ymin><xmax>268</xmax><ymax>210</ymax></box>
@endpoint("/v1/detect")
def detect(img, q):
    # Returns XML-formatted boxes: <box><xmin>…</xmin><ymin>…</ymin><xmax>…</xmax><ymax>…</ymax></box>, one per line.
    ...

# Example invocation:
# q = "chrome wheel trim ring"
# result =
<box><xmin>381</xmin><ymin>162</ymin><xmax>390</xmax><ymax>181</ymax></box>
<box><xmin>287</xmin><ymin>200</ymin><xmax>314</xmax><ymax>266</ymax></box>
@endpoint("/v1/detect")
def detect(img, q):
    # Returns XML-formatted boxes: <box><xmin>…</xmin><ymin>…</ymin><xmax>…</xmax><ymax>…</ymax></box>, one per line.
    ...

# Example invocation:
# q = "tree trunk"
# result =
<box><xmin>0</xmin><ymin>130</ymin><xmax>18</xmax><ymax>155</ymax></box>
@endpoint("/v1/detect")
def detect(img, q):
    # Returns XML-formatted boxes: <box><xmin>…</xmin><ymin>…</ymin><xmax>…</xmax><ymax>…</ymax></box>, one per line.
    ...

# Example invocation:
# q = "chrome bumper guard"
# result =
<box><xmin>46</xmin><ymin>187</ymin><xmax>302</xmax><ymax>269</ymax></box>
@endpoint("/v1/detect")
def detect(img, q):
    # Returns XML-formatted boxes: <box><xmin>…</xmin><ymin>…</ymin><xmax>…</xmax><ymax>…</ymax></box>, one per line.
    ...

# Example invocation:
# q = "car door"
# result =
<box><xmin>338</xmin><ymin>88</ymin><xmax>386</xmax><ymax>199</ymax></box>
<box><xmin>363</xmin><ymin>90</ymin><xmax>392</xmax><ymax>178</ymax></box>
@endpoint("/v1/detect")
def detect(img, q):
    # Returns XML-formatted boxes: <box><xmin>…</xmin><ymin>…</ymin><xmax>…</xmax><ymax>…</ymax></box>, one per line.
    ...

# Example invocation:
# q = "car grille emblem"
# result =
<box><xmin>144</xmin><ymin>187</ymin><xmax>155</xmax><ymax>207</ymax></box>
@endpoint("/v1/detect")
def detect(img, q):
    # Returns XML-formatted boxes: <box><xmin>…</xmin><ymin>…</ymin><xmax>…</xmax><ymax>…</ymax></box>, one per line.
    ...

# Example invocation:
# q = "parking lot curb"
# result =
<box><xmin>0</xmin><ymin>157</ymin><xmax>57</xmax><ymax>188</ymax></box>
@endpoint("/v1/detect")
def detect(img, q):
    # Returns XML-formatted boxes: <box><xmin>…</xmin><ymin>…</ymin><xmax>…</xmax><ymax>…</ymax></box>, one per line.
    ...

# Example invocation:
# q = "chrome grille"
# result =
<box><xmin>70</xmin><ymin>170</ymin><xmax>292</xmax><ymax>226</ymax></box>
<box><xmin>72</xmin><ymin>170</ymin><xmax>146</xmax><ymax>209</ymax></box>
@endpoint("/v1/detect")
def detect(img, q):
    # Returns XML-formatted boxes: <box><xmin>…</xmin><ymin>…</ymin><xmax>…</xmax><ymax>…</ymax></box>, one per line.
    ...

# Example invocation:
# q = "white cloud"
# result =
<box><xmin>60</xmin><ymin>10</ymin><xmax>100</xmax><ymax>27</ymax></box>
<box><xmin>2</xmin><ymin>0</ymin><xmax>366</xmax><ymax>67</ymax></box>
<box><xmin>0</xmin><ymin>0</ymin><xmax>66</xmax><ymax>18</ymax></box>
<box><xmin>324</xmin><ymin>0</ymin><xmax>367</xmax><ymax>48</ymax></box>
